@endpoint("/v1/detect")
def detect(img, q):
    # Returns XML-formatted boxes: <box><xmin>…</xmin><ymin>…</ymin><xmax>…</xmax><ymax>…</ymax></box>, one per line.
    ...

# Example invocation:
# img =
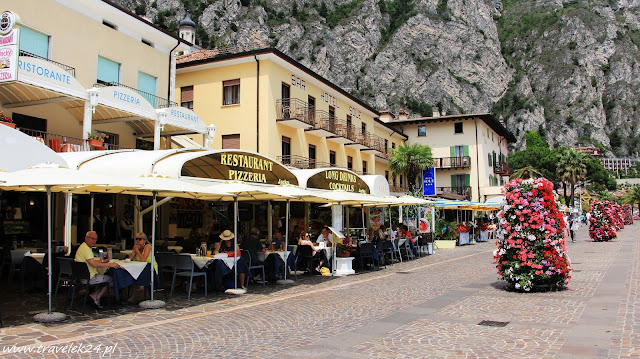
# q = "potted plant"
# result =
<box><xmin>456</xmin><ymin>223</ymin><xmax>471</xmax><ymax>245</ymax></box>
<box><xmin>336</xmin><ymin>238</ymin><xmax>353</xmax><ymax>257</ymax></box>
<box><xmin>0</xmin><ymin>111</ymin><xmax>15</xmax><ymax>129</ymax></box>
<box><xmin>87</xmin><ymin>132</ymin><xmax>108</xmax><ymax>147</ymax></box>
<box><xmin>434</xmin><ymin>218</ymin><xmax>457</xmax><ymax>249</ymax></box>
<box><xmin>478</xmin><ymin>222</ymin><xmax>489</xmax><ymax>242</ymax></box>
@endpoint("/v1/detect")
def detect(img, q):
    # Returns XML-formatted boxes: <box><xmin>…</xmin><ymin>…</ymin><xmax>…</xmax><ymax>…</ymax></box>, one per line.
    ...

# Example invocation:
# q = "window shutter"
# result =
<box><xmin>223</xmin><ymin>79</ymin><xmax>240</xmax><ymax>86</ymax></box>
<box><xmin>181</xmin><ymin>86</ymin><xmax>194</xmax><ymax>102</ymax></box>
<box><xmin>222</xmin><ymin>134</ymin><xmax>240</xmax><ymax>149</ymax></box>
<box><xmin>464</xmin><ymin>145</ymin><xmax>469</xmax><ymax>157</ymax></box>
<box><xmin>493</xmin><ymin>151</ymin><xmax>497</xmax><ymax>165</ymax></box>
<box><xmin>488</xmin><ymin>154</ymin><xmax>492</xmax><ymax>166</ymax></box>
<box><xmin>451</xmin><ymin>175</ymin><xmax>457</xmax><ymax>187</ymax></box>
<box><xmin>19</xmin><ymin>27</ymin><xmax>49</xmax><ymax>58</ymax></box>
<box><xmin>450</xmin><ymin>146</ymin><xmax>455</xmax><ymax>157</ymax></box>
<box><xmin>97</xmin><ymin>56</ymin><xmax>120</xmax><ymax>84</ymax></box>
<box><xmin>137</xmin><ymin>71</ymin><xmax>157</xmax><ymax>105</ymax></box>
<box><xmin>465</xmin><ymin>174</ymin><xmax>471</xmax><ymax>187</ymax></box>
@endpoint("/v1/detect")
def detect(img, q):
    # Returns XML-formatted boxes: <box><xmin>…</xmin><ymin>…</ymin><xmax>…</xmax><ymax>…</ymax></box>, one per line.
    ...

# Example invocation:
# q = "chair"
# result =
<box><xmin>70</xmin><ymin>261</ymin><xmax>110</xmax><ymax>314</ymax></box>
<box><xmin>391</xmin><ymin>238</ymin><xmax>403</xmax><ymax>263</ymax></box>
<box><xmin>171</xmin><ymin>254</ymin><xmax>207</xmax><ymax>299</ymax></box>
<box><xmin>359</xmin><ymin>243</ymin><xmax>377</xmax><ymax>270</ymax></box>
<box><xmin>241</xmin><ymin>250</ymin><xmax>265</xmax><ymax>288</ymax></box>
<box><xmin>55</xmin><ymin>257</ymin><xmax>74</xmax><ymax>304</ymax></box>
<box><xmin>295</xmin><ymin>245</ymin><xmax>315</xmax><ymax>274</ymax></box>
<box><xmin>156</xmin><ymin>252</ymin><xmax>177</xmax><ymax>287</ymax></box>
<box><xmin>8</xmin><ymin>249</ymin><xmax>29</xmax><ymax>282</ymax></box>
<box><xmin>21</xmin><ymin>255</ymin><xmax>44</xmax><ymax>292</ymax></box>
<box><xmin>378</xmin><ymin>240</ymin><xmax>395</xmax><ymax>266</ymax></box>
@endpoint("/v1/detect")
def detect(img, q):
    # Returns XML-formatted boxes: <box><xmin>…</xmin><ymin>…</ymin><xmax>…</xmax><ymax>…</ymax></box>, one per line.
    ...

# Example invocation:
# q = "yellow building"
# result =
<box><xmin>381</xmin><ymin>112</ymin><xmax>516</xmax><ymax>202</ymax></box>
<box><xmin>0</xmin><ymin>0</ymin><xmax>208</xmax><ymax>151</ymax></box>
<box><xmin>175</xmin><ymin>48</ymin><xmax>408</xmax><ymax>191</ymax></box>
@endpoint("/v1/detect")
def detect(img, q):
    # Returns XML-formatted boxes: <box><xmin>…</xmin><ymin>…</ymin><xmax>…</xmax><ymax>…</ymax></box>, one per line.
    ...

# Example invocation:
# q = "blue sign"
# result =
<box><xmin>422</xmin><ymin>168</ymin><xmax>436</xmax><ymax>196</ymax></box>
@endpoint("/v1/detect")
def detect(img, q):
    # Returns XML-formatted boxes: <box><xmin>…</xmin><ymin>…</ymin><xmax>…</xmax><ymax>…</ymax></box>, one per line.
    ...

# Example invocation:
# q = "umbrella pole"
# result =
<box><xmin>285</xmin><ymin>199</ymin><xmax>290</xmax><ymax>280</ymax></box>
<box><xmin>234</xmin><ymin>196</ymin><xmax>238</xmax><ymax>289</ymax></box>
<box><xmin>140</xmin><ymin>191</ymin><xmax>165</xmax><ymax>309</ymax></box>
<box><xmin>361</xmin><ymin>204</ymin><xmax>365</xmax><ymax>240</ymax></box>
<box><xmin>34</xmin><ymin>186</ymin><xmax>66</xmax><ymax>322</ymax></box>
<box><xmin>90</xmin><ymin>194</ymin><xmax>95</xmax><ymax>229</ymax></box>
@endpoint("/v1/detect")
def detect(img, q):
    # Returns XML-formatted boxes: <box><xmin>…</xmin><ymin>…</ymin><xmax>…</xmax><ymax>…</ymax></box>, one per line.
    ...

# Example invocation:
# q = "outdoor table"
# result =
<box><xmin>188</xmin><ymin>254</ymin><xmax>248</xmax><ymax>288</ymax></box>
<box><xmin>189</xmin><ymin>254</ymin><xmax>237</xmax><ymax>270</ymax></box>
<box><xmin>257</xmin><ymin>250</ymin><xmax>290</xmax><ymax>263</ymax></box>
<box><xmin>109</xmin><ymin>261</ymin><xmax>158</xmax><ymax>301</ymax></box>
<box><xmin>26</xmin><ymin>252</ymin><xmax>45</xmax><ymax>265</ymax></box>
<box><xmin>168</xmin><ymin>246</ymin><xmax>183</xmax><ymax>253</ymax></box>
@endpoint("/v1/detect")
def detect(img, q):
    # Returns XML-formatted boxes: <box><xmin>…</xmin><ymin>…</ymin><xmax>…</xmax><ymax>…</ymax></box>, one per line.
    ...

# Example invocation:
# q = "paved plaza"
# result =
<box><xmin>1</xmin><ymin>225</ymin><xmax>638</xmax><ymax>358</ymax></box>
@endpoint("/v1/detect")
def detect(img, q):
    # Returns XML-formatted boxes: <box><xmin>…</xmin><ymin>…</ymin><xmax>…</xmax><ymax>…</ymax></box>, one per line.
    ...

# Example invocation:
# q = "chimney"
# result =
<box><xmin>398</xmin><ymin>109</ymin><xmax>408</xmax><ymax>121</ymax></box>
<box><xmin>432</xmin><ymin>109</ymin><xmax>440</xmax><ymax>117</ymax></box>
<box><xmin>379</xmin><ymin>111</ymin><xmax>395</xmax><ymax>123</ymax></box>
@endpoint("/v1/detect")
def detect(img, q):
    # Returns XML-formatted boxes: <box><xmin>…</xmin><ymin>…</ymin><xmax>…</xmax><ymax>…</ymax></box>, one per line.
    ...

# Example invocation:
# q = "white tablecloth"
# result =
<box><xmin>168</xmin><ymin>246</ymin><xmax>183</xmax><ymax>253</ymax></box>
<box><xmin>257</xmin><ymin>251</ymin><xmax>291</xmax><ymax>262</ymax></box>
<box><xmin>26</xmin><ymin>253</ymin><xmax>45</xmax><ymax>265</ymax></box>
<box><xmin>189</xmin><ymin>254</ymin><xmax>237</xmax><ymax>270</ymax></box>
<box><xmin>112</xmin><ymin>260</ymin><xmax>147</xmax><ymax>280</ymax></box>
<box><xmin>288</xmin><ymin>245</ymin><xmax>332</xmax><ymax>259</ymax></box>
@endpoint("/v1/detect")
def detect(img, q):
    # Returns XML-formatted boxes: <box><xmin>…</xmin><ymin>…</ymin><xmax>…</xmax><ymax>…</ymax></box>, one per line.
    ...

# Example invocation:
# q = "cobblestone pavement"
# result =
<box><xmin>0</xmin><ymin>225</ymin><xmax>637</xmax><ymax>358</ymax></box>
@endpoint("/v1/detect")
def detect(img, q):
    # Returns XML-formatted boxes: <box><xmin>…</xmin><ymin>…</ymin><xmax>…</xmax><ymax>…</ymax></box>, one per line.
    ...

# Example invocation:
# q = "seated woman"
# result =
<box><xmin>297</xmin><ymin>231</ymin><xmax>329</xmax><ymax>273</ymax></box>
<box><xmin>214</xmin><ymin>230</ymin><xmax>249</xmax><ymax>289</ymax></box>
<box><xmin>127</xmin><ymin>232</ymin><xmax>158</xmax><ymax>303</ymax></box>
<box><xmin>270</xmin><ymin>227</ymin><xmax>287</xmax><ymax>251</ymax></box>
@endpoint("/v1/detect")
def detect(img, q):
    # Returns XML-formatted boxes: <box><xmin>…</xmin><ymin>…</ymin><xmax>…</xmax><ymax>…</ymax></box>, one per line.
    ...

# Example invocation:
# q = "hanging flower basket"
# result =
<box><xmin>87</xmin><ymin>138</ymin><xmax>103</xmax><ymax>147</ymax></box>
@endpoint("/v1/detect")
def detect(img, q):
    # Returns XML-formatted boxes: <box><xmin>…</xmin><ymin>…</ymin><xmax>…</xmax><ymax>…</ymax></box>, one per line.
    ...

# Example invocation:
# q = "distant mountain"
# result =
<box><xmin>118</xmin><ymin>0</ymin><xmax>640</xmax><ymax>155</ymax></box>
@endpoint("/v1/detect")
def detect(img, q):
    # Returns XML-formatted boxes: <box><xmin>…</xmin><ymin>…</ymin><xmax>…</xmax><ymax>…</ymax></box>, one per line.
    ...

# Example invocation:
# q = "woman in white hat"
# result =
<box><xmin>214</xmin><ymin>230</ymin><xmax>248</xmax><ymax>289</ymax></box>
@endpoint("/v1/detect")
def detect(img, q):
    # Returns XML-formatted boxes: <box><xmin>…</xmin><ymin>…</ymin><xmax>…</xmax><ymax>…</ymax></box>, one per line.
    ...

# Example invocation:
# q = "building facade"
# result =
<box><xmin>382</xmin><ymin>113</ymin><xmax>516</xmax><ymax>202</ymax></box>
<box><xmin>175</xmin><ymin>48</ymin><xmax>409</xmax><ymax>192</ymax></box>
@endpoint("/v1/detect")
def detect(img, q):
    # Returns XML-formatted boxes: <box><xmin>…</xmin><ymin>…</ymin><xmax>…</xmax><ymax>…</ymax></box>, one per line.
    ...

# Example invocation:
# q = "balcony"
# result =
<box><xmin>306</xmin><ymin>111</ymin><xmax>355</xmax><ymax>144</ymax></box>
<box><xmin>433</xmin><ymin>156</ymin><xmax>471</xmax><ymax>169</ymax></box>
<box><xmin>276</xmin><ymin>98</ymin><xmax>315</xmax><ymax>129</ymax></box>
<box><xmin>18</xmin><ymin>128</ymin><xmax>127</xmax><ymax>152</ymax></box>
<box><xmin>494</xmin><ymin>162</ymin><xmax>511</xmax><ymax>176</ymax></box>
<box><xmin>93</xmin><ymin>82</ymin><xmax>177</xmax><ymax>109</ymax></box>
<box><xmin>277</xmin><ymin>155</ymin><xmax>331</xmax><ymax>169</ymax></box>
<box><xmin>437</xmin><ymin>186</ymin><xmax>471</xmax><ymax>200</ymax></box>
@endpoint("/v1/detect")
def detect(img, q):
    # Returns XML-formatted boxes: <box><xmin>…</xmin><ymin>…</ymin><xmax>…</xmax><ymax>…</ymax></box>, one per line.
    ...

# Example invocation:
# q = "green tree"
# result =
<box><xmin>623</xmin><ymin>185</ymin><xmax>640</xmax><ymax>212</ymax></box>
<box><xmin>555</xmin><ymin>149</ymin><xmax>588</xmax><ymax>206</ymax></box>
<box><xmin>389</xmin><ymin>143</ymin><xmax>434</xmax><ymax>192</ymax></box>
<box><xmin>511</xmin><ymin>165</ymin><xmax>543</xmax><ymax>179</ymax></box>
<box><xmin>508</xmin><ymin>130</ymin><xmax>557</xmax><ymax>180</ymax></box>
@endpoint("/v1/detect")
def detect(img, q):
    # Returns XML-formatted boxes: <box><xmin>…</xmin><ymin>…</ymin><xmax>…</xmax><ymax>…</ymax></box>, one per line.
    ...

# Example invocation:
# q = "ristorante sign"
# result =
<box><xmin>181</xmin><ymin>151</ymin><xmax>299</xmax><ymax>186</ymax></box>
<box><xmin>307</xmin><ymin>169</ymin><xmax>370</xmax><ymax>194</ymax></box>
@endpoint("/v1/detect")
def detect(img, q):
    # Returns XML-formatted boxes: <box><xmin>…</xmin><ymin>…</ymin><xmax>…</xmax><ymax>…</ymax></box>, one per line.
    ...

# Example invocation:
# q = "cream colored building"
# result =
<box><xmin>0</xmin><ymin>0</ymin><xmax>207</xmax><ymax>151</ymax></box>
<box><xmin>382</xmin><ymin>113</ymin><xmax>516</xmax><ymax>202</ymax></box>
<box><xmin>175</xmin><ymin>48</ymin><xmax>408</xmax><ymax>191</ymax></box>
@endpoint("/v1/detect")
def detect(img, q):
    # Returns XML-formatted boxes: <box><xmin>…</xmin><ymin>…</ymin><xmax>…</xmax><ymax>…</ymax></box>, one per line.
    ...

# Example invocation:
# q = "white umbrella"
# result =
<box><xmin>0</xmin><ymin>125</ymin><xmax>67</xmax><ymax>172</ymax></box>
<box><xmin>0</xmin><ymin>164</ymin><xmax>141</xmax><ymax>322</ymax></box>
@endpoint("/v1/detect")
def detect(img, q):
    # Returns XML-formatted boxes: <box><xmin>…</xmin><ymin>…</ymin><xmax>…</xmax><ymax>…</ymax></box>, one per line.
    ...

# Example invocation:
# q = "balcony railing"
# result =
<box><xmin>437</xmin><ymin>186</ymin><xmax>472</xmax><ymax>200</ymax></box>
<box><xmin>94</xmin><ymin>82</ymin><xmax>177</xmax><ymax>109</ymax></box>
<box><xmin>19</xmin><ymin>50</ymin><xmax>76</xmax><ymax>77</ymax></box>
<box><xmin>433</xmin><ymin>156</ymin><xmax>471</xmax><ymax>169</ymax></box>
<box><xmin>276</xmin><ymin>155</ymin><xmax>331</xmax><ymax>169</ymax></box>
<box><xmin>494</xmin><ymin>162</ymin><xmax>511</xmax><ymax>176</ymax></box>
<box><xmin>389</xmin><ymin>183</ymin><xmax>408</xmax><ymax>193</ymax></box>
<box><xmin>18</xmin><ymin>128</ymin><xmax>127</xmax><ymax>152</ymax></box>
<box><xmin>276</xmin><ymin>98</ymin><xmax>315</xmax><ymax>125</ymax></box>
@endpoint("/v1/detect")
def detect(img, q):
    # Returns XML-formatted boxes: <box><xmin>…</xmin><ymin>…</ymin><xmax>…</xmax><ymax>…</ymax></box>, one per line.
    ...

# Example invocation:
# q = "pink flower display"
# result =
<box><xmin>495</xmin><ymin>178</ymin><xmax>572</xmax><ymax>292</ymax></box>
<box><xmin>588</xmin><ymin>201</ymin><xmax>618</xmax><ymax>242</ymax></box>
<box><xmin>622</xmin><ymin>204</ymin><xmax>634</xmax><ymax>225</ymax></box>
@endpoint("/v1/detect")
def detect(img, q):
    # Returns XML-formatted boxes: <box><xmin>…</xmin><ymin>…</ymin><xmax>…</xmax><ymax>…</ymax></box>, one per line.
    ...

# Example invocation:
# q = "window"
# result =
<box><xmin>488</xmin><ymin>153</ymin><xmax>492</xmax><ymax>166</ymax></box>
<box><xmin>361</xmin><ymin>122</ymin><xmax>367</xmax><ymax>135</ymax></box>
<box><xmin>384</xmin><ymin>139</ymin><xmax>388</xmax><ymax>152</ymax></box>
<box><xmin>346</xmin><ymin>115</ymin><xmax>353</xmax><ymax>138</ymax></box>
<box><xmin>385</xmin><ymin>170</ymin><xmax>389</xmax><ymax>181</ymax></box>
<box><xmin>308</xmin><ymin>96</ymin><xmax>316</xmax><ymax>123</ymax></box>
<box><xmin>97</xmin><ymin>56</ymin><xmax>120</xmax><ymax>84</ymax></box>
<box><xmin>329</xmin><ymin>151</ymin><xmax>336</xmax><ymax>166</ymax></box>
<box><xmin>329</xmin><ymin>106</ymin><xmax>336</xmax><ymax>132</ymax></box>
<box><xmin>222</xmin><ymin>134</ymin><xmax>240</xmax><ymax>149</ymax></box>
<box><xmin>137</xmin><ymin>71</ymin><xmax>157</xmax><ymax>105</ymax></box>
<box><xmin>181</xmin><ymin>86</ymin><xmax>194</xmax><ymax>110</ymax></box>
<box><xmin>223</xmin><ymin>79</ymin><xmax>240</xmax><ymax>105</ymax></box>
<box><xmin>309</xmin><ymin>144</ymin><xmax>316</xmax><ymax>169</ymax></box>
<box><xmin>362</xmin><ymin>160</ymin><xmax>368</xmax><ymax>175</ymax></box>
<box><xmin>454</xmin><ymin>122</ymin><xmax>463</xmax><ymax>134</ymax></box>
<box><xmin>19</xmin><ymin>27</ymin><xmax>49</xmax><ymax>58</ymax></box>
<box><xmin>417</xmin><ymin>125</ymin><xmax>426</xmax><ymax>136</ymax></box>
<box><xmin>141</xmin><ymin>39</ymin><xmax>153</xmax><ymax>47</ymax></box>
<box><xmin>347</xmin><ymin>156</ymin><xmax>353</xmax><ymax>170</ymax></box>
<box><xmin>392</xmin><ymin>142</ymin><xmax>396</xmax><ymax>149</ymax></box>
<box><xmin>102</xmin><ymin>131</ymin><xmax>119</xmax><ymax>149</ymax></box>
<box><xmin>282</xmin><ymin>136</ymin><xmax>291</xmax><ymax>165</ymax></box>
<box><xmin>393</xmin><ymin>176</ymin><xmax>397</xmax><ymax>187</ymax></box>
<box><xmin>281</xmin><ymin>83</ymin><xmax>290</xmax><ymax>110</ymax></box>
<box><xmin>102</xmin><ymin>20</ymin><xmax>117</xmax><ymax>30</ymax></box>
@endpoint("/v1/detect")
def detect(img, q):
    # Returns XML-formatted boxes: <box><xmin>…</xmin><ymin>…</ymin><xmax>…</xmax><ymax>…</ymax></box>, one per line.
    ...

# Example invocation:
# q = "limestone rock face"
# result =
<box><xmin>118</xmin><ymin>0</ymin><xmax>640</xmax><ymax>154</ymax></box>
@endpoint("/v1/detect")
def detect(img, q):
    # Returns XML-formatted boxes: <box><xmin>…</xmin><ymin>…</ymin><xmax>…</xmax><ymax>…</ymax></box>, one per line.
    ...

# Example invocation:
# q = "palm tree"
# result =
<box><xmin>555</xmin><ymin>149</ymin><xmax>588</xmax><ymax>206</ymax></box>
<box><xmin>623</xmin><ymin>185</ymin><xmax>640</xmax><ymax>212</ymax></box>
<box><xmin>389</xmin><ymin>143</ymin><xmax>434</xmax><ymax>193</ymax></box>
<box><xmin>511</xmin><ymin>165</ymin><xmax>543</xmax><ymax>180</ymax></box>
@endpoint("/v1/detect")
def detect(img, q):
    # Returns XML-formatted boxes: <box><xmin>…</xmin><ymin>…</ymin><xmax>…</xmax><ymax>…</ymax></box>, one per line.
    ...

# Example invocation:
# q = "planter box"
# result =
<box><xmin>0</xmin><ymin>121</ymin><xmax>16</xmax><ymax>129</ymax></box>
<box><xmin>87</xmin><ymin>138</ymin><xmax>103</xmax><ymax>147</ymax></box>
<box><xmin>434</xmin><ymin>240</ymin><xmax>456</xmax><ymax>249</ymax></box>
<box><xmin>479</xmin><ymin>230</ymin><xmax>489</xmax><ymax>242</ymax></box>
<box><xmin>459</xmin><ymin>232</ymin><xmax>470</xmax><ymax>245</ymax></box>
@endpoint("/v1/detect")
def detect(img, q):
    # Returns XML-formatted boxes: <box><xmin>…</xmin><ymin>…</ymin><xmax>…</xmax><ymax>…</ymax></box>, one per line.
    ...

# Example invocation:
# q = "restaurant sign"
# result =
<box><xmin>307</xmin><ymin>169</ymin><xmax>370</xmax><ymax>194</ymax></box>
<box><xmin>0</xmin><ymin>11</ymin><xmax>20</xmax><ymax>83</ymax></box>
<box><xmin>181</xmin><ymin>151</ymin><xmax>299</xmax><ymax>186</ymax></box>
<box><xmin>157</xmin><ymin>107</ymin><xmax>208</xmax><ymax>134</ymax></box>
<box><xmin>96</xmin><ymin>85</ymin><xmax>157</xmax><ymax>119</ymax></box>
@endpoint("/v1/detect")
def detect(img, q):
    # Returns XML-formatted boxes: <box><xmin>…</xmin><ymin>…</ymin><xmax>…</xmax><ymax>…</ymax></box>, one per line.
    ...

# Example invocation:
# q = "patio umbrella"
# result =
<box><xmin>0</xmin><ymin>164</ymin><xmax>141</xmax><ymax>322</ymax></box>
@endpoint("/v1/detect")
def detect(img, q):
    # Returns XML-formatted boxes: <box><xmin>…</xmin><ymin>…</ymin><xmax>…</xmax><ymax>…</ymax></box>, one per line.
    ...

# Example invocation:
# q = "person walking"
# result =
<box><xmin>570</xmin><ymin>214</ymin><xmax>580</xmax><ymax>243</ymax></box>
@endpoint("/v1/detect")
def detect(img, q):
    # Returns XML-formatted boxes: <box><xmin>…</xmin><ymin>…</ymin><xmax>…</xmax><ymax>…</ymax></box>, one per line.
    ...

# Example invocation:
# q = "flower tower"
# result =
<box><xmin>611</xmin><ymin>203</ymin><xmax>624</xmax><ymax>230</ymax></box>
<box><xmin>495</xmin><ymin>178</ymin><xmax>572</xmax><ymax>291</ymax></box>
<box><xmin>622</xmin><ymin>204</ymin><xmax>634</xmax><ymax>225</ymax></box>
<box><xmin>588</xmin><ymin>201</ymin><xmax>617</xmax><ymax>242</ymax></box>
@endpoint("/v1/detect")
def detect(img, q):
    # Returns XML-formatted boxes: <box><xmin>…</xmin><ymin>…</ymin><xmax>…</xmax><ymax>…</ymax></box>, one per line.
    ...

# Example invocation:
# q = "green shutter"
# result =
<box><xmin>19</xmin><ymin>27</ymin><xmax>49</xmax><ymax>58</ymax></box>
<box><xmin>450</xmin><ymin>146</ymin><xmax>455</xmax><ymax>157</ymax></box>
<box><xmin>97</xmin><ymin>56</ymin><xmax>120</xmax><ymax>84</ymax></box>
<box><xmin>464</xmin><ymin>145</ymin><xmax>469</xmax><ymax>157</ymax></box>
<box><xmin>488</xmin><ymin>154</ymin><xmax>492</xmax><ymax>166</ymax></box>
<box><xmin>465</xmin><ymin>174</ymin><xmax>471</xmax><ymax>187</ymax></box>
<box><xmin>451</xmin><ymin>175</ymin><xmax>457</xmax><ymax>187</ymax></box>
<box><xmin>138</xmin><ymin>71</ymin><xmax>157</xmax><ymax>106</ymax></box>
<box><xmin>493</xmin><ymin>151</ymin><xmax>497</xmax><ymax>165</ymax></box>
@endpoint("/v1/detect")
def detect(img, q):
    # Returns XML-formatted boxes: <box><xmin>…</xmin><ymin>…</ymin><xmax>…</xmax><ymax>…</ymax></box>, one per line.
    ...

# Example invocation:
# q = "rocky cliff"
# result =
<box><xmin>118</xmin><ymin>0</ymin><xmax>640</xmax><ymax>155</ymax></box>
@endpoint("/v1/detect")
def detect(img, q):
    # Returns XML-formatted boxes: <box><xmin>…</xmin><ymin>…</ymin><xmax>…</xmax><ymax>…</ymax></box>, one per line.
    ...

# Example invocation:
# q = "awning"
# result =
<box><xmin>0</xmin><ymin>124</ymin><xmax>67</xmax><ymax>171</ymax></box>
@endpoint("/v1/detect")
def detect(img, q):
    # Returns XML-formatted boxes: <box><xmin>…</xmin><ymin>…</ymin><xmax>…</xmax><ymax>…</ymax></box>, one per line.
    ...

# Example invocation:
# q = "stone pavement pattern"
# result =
<box><xmin>0</xmin><ymin>226</ymin><xmax>637</xmax><ymax>358</ymax></box>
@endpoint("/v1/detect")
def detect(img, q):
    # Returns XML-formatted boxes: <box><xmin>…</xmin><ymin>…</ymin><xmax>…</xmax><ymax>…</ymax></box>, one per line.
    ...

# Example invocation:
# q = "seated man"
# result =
<box><xmin>75</xmin><ymin>231</ymin><xmax>120</xmax><ymax>308</ymax></box>
<box><xmin>316</xmin><ymin>227</ymin><xmax>333</xmax><ymax>248</ymax></box>
<box><xmin>241</xmin><ymin>228</ymin><xmax>265</xmax><ymax>265</ymax></box>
